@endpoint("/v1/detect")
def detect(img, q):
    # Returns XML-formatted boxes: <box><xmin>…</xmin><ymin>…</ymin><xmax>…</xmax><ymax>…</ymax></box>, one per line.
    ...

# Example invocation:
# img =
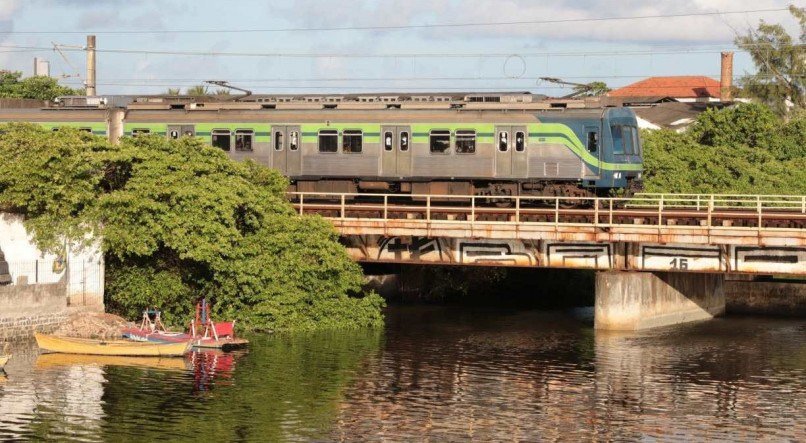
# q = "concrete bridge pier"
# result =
<box><xmin>595</xmin><ymin>271</ymin><xmax>725</xmax><ymax>331</ymax></box>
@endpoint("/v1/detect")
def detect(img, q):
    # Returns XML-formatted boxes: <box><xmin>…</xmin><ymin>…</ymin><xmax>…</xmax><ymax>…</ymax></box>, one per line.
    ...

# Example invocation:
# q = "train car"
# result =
<box><xmin>0</xmin><ymin>93</ymin><xmax>643</xmax><ymax>200</ymax></box>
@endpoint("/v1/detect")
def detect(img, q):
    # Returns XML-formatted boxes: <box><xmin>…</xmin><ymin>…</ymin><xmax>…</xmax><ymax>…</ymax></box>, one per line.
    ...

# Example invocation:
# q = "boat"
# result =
<box><xmin>122</xmin><ymin>300</ymin><xmax>248</xmax><ymax>350</ymax></box>
<box><xmin>35</xmin><ymin>353</ymin><xmax>190</xmax><ymax>371</ymax></box>
<box><xmin>34</xmin><ymin>333</ymin><xmax>191</xmax><ymax>357</ymax></box>
<box><xmin>0</xmin><ymin>343</ymin><xmax>10</xmax><ymax>369</ymax></box>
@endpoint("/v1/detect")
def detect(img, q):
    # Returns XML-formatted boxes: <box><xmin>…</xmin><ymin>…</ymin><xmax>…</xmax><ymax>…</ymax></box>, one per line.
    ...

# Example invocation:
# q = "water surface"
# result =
<box><xmin>1</xmin><ymin>307</ymin><xmax>804</xmax><ymax>441</ymax></box>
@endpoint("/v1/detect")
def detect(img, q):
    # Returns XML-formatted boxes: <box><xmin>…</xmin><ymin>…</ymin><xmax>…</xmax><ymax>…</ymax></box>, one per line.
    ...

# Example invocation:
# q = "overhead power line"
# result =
<box><xmin>0</xmin><ymin>43</ymin><xmax>790</xmax><ymax>59</ymax></box>
<box><xmin>0</xmin><ymin>7</ymin><xmax>791</xmax><ymax>34</ymax></box>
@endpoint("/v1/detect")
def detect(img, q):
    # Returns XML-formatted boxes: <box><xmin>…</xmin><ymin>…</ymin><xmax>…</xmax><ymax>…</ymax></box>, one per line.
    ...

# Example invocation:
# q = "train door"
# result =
<box><xmin>381</xmin><ymin>126</ymin><xmax>397</xmax><ymax>176</ymax></box>
<box><xmin>286</xmin><ymin>125</ymin><xmax>301</xmax><ymax>176</ymax></box>
<box><xmin>512</xmin><ymin>126</ymin><xmax>527</xmax><ymax>178</ymax></box>
<box><xmin>583</xmin><ymin>125</ymin><xmax>601</xmax><ymax>178</ymax></box>
<box><xmin>495</xmin><ymin>126</ymin><xmax>513</xmax><ymax>177</ymax></box>
<box><xmin>396</xmin><ymin>126</ymin><xmax>411</xmax><ymax>176</ymax></box>
<box><xmin>271</xmin><ymin>125</ymin><xmax>287</xmax><ymax>174</ymax></box>
<box><xmin>167</xmin><ymin>125</ymin><xmax>195</xmax><ymax>139</ymax></box>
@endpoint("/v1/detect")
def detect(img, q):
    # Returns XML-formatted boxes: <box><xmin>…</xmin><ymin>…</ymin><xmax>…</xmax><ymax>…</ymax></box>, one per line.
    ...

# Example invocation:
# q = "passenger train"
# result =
<box><xmin>0</xmin><ymin>92</ymin><xmax>643</xmax><ymax>200</ymax></box>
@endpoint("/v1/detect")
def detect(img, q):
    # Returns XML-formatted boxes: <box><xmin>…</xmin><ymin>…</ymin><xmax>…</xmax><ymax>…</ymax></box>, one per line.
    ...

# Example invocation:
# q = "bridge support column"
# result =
<box><xmin>595</xmin><ymin>271</ymin><xmax>725</xmax><ymax>331</ymax></box>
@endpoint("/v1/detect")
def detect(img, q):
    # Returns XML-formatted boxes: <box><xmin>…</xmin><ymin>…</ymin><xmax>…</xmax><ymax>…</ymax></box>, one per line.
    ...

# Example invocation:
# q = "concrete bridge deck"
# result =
<box><xmin>289</xmin><ymin>192</ymin><xmax>806</xmax><ymax>277</ymax></box>
<box><xmin>289</xmin><ymin>192</ymin><xmax>806</xmax><ymax>330</ymax></box>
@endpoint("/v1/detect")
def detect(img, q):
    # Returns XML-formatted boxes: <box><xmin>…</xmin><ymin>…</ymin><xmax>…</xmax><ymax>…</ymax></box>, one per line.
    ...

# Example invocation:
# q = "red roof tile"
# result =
<box><xmin>608</xmin><ymin>76</ymin><xmax>721</xmax><ymax>98</ymax></box>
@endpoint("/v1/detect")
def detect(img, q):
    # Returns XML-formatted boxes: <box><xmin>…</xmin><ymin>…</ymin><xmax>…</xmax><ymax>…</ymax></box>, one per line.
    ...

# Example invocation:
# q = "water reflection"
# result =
<box><xmin>332</xmin><ymin>308</ymin><xmax>805</xmax><ymax>441</ymax></box>
<box><xmin>0</xmin><ymin>309</ymin><xmax>803</xmax><ymax>441</ymax></box>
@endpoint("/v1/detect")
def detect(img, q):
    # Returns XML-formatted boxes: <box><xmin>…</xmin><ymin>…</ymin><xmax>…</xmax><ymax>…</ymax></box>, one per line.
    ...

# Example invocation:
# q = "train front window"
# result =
<box><xmin>400</xmin><ymin>131</ymin><xmax>409</xmax><ymax>151</ymax></box>
<box><xmin>611</xmin><ymin>125</ymin><xmax>624</xmax><ymax>155</ymax></box>
<box><xmin>235</xmin><ymin>129</ymin><xmax>254</xmax><ymax>152</ymax></box>
<box><xmin>429</xmin><ymin>130</ymin><xmax>450</xmax><ymax>154</ymax></box>
<box><xmin>289</xmin><ymin>131</ymin><xmax>299</xmax><ymax>151</ymax></box>
<box><xmin>343</xmin><ymin>129</ymin><xmax>363</xmax><ymax>153</ymax></box>
<box><xmin>515</xmin><ymin>131</ymin><xmax>525</xmax><ymax>152</ymax></box>
<box><xmin>211</xmin><ymin>129</ymin><xmax>231</xmax><ymax>151</ymax></box>
<box><xmin>455</xmin><ymin>130</ymin><xmax>476</xmax><ymax>154</ymax></box>
<box><xmin>498</xmin><ymin>131</ymin><xmax>509</xmax><ymax>152</ymax></box>
<box><xmin>587</xmin><ymin>131</ymin><xmax>599</xmax><ymax>153</ymax></box>
<box><xmin>274</xmin><ymin>131</ymin><xmax>283</xmax><ymax>151</ymax></box>
<box><xmin>318</xmin><ymin>129</ymin><xmax>338</xmax><ymax>153</ymax></box>
<box><xmin>384</xmin><ymin>132</ymin><xmax>393</xmax><ymax>151</ymax></box>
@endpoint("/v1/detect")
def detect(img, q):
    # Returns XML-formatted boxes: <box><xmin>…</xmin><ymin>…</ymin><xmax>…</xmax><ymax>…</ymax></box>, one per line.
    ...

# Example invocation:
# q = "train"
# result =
<box><xmin>0</xmin><ymin>92</ymin><xmax>643</xmax><ymax>200</ymax></box>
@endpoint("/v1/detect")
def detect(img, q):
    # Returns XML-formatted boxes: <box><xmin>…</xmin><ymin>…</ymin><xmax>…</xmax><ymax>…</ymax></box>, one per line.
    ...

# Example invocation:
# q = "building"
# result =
<box><xmin>608</xmin><ymin>76</ymin><xmax>722</xmax><ymax>103</ymax></box>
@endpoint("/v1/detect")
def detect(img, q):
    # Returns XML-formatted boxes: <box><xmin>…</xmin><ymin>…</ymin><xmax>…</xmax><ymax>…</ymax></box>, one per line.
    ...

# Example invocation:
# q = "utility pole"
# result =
<box><xmin>86</xmin><ymin>35</ymin><xmax>96</xmax><ymax>96</ymax></box>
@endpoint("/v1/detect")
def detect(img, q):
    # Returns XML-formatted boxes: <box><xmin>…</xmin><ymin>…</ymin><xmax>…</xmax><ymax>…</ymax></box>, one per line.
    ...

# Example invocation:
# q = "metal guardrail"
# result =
<box><xmin>287</xmin><ymin>192</ymin><xmax>806</xmax><ymax>233</ymax></box>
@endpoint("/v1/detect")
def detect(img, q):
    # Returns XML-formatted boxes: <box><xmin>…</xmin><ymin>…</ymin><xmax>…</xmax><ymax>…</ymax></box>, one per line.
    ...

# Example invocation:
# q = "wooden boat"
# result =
<box><xmin>0</xmin><ymin>343</ymin><xmax>10</xmax><ymax>369</ymax></box>
<box><xmin>35</xmin><ymin>333</ymin><xmax>190</xmax><ymax>357</ymax></box>
<box><xmin>36</xmin><ymin>353</ymin><xmax>190</xmax><ymax>371</ymax></box>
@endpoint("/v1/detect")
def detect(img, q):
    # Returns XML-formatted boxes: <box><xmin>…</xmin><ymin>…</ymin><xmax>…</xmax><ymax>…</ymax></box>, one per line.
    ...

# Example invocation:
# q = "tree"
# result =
<box><xmin>185</xmin><ymin>85</ymin><xmax>209</xmax><ymax>96</ymax></box>
<box><xmin>572</xmin><ymin>81</ymin><xmax>611</xmax><ymax>97</ymax></box>
<box><xmin>165</xmin><ymin>88</ymin><xmax>180</xmax><ymax>96</ymax></box>
<box><xmin>0</xmin><ymin>71</ymin><xmax>81</xmax><ymax>101</ymax></box>
<box><xmin>735</xmin><ymin>5</ymin><xmax>805</xmax><ymax>116</ymax></box>
<box><xmin>642</xmin><ymin>103</ymin><xmax>806</xmax><ymax>194</ymax></box>
<box><xmin>0</xmin><ymin>124</ymin><xmax>385</xmax><ymax>331</ymax></box>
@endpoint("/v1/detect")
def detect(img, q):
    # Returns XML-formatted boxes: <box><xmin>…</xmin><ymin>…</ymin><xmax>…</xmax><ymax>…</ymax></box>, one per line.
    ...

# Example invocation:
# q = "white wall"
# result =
<box><xmin>0</xmin><ymin>213</ymin><xmax>104</xmax><ymax>309</ymax></box>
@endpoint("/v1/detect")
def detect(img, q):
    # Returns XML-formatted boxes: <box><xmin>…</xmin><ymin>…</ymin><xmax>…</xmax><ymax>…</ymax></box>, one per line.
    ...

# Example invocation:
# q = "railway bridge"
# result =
<box><xmin>289</xmin><ymin>192</ymin><xmax>806</xmax><ymax>331</ymax></box>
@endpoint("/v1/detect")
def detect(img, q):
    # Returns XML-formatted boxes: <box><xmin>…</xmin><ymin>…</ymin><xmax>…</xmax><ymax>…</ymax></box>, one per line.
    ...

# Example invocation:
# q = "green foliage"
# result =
<box><xmin>0</xmin><ymin>71</ymin><xmax>82</xmax><ymax>101</ymax></box>
<box><xmin>0</xmin><ymin>124</ymin><xmax>384</xmax><ymax>332</ymax></box>
<box><xmin>642</xmin><ymin>103</ymin><xmax>806</xmax><ymax>194</ymax></box>
<box><xmin>185</xmin><ymin>85</ymin><xmax>209</xmax><ymax>96</ymax></box>
<box><xmin>0</xmin><ymin>123</ymin><xmax>105</xmax><ymax>250</ymax></box>
<box><xmin>105</xmin><ymin>263</ymin><xmax>194</xmax><ymax>327</ymax></box>
<box><xmin>572</xmin><ymin>81</ymin><xmax>611</xmax><ymax>97</ymax></box>
<box><xmin>735</xmin><ymin>6</ymin><xmax>805</xmax><ymax>116</ymax></box>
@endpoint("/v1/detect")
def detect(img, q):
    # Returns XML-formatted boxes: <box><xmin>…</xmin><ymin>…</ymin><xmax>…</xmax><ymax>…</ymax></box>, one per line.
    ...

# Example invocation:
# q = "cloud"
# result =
<box><xmin>273</xmin><ymin>0</ymin><xmax>794</xmax><ymax>44</ymax></box>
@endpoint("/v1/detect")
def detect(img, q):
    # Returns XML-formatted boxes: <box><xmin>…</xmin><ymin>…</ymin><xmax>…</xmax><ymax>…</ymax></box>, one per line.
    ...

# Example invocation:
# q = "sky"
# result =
<box><xmin>0</xmin><ymin>0</ymin><xmax>801</xmax><ymax>96</ymax></box>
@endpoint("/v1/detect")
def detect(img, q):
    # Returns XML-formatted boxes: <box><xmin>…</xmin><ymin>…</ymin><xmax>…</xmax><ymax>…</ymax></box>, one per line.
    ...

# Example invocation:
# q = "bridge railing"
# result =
<box><xmin>287</xmin><ymin>192</ymin><xmax>806</xmax><ymax>231</ymax></box>
<box><xmin>632</xmin><ymin>193</ymin><xmax>806</xmax><ymax>211</ymax></box>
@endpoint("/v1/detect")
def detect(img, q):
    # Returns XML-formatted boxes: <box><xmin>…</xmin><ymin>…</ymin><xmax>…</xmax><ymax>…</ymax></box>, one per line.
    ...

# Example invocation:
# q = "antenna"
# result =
<box><xmin>204</xmin><ymin>80</ymin><xmax>252</xmax><ymax>102</ymax></box>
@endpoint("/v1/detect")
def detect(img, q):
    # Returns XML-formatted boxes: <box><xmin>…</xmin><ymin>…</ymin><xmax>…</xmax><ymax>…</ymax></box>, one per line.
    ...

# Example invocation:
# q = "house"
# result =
<box><xmin>608</xmin><ymin>76</ymin><xmax>722</xmax><ymax>103</ymax></box>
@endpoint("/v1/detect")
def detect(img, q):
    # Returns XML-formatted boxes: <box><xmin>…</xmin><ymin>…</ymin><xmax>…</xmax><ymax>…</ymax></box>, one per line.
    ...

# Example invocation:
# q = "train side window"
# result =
<box><xmin>384</xmin><ymin>131</ymin><xmax>393</xmax><ymax>151</ymax></box>
<box><xmin>169</xmin><ymin>130</ymin><xmax>179</xmax><ymax>139</ymax></box>
<box><xmin>78</xmin><ymin>127</ymin><xmax>92</xmax><ymax>133</ymax></box>
<box><xmin>586</xmin><ymin>131</ymin><xmax>599</xmax><ymax>153</ymax></box>
<box><xmin>342</xmin><ymin>129</ymin><xmax>363</xmax><ymax>153</ymax></box>
<box><xmin>400</xmin><ymin>131</ymin><xmax>409</xmax><ymax>151</ymax></box>
<box><xmin>515</xmin><ymin>131</ymin><xmax>525</xmax><ymax>152</ymax></box>
<box><xmin>455</xmin><ymin>130</ymin><xmax>476</xmax><ymax>154</ymax></box>
<box><xmin>51</xmin><ymin>128</ymin><xmax>59</xmax><ymax>132</ymax></box>
<box><xmin>623</xmin><ymin>126</ymin><xmax>635</xmax><ymax>155</ymax></box>
<box><xmin>631</xmin><ymin>127</ymin><xmax>641</xmax><ymax>156</ymax></box>
<box><xmin>318</xmin><ymin>129</ymin><xmax>338</xmax><ymax>153</ymax></box>
<box><xmin>211</xmin><ymin>129</ymin><xmax>231</xmax><ymax>151</ymax></box>
<box><xmin>429</xmin><ymin>130</ymin><xmax>450</xmax><ymax>154</ymax></box>
<box><xmin>132</xmin><ymin>128</ymin><xmax>151</xmax><ymax>137</ymax></box>
<box><xmin>498</xmin><ymin>131</ymin><xmax>509</xmax><ymax>152</ymax></box>
<box><xmin>289</xmin><ymin>131</ymin><xmax>299</xmax><ymax>151</ymax></box>
<box><xmin>235</xmin><ymin>129</ymin><xmax>254</xmax><ymax>151</ymax></box>
<box><xmin>274</xmin><ymin>131</ymin><xmax>283</xmax><ymax>151</ymax></box>
<box><xmin>611</xmin><ymin>125</ymin><xmax>624</xmax><ymax>155</ymax></box>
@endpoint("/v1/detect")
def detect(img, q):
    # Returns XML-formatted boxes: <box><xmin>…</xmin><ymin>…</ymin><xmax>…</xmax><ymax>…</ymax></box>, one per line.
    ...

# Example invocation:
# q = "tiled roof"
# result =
<box><xmin>608</xmin><ymin>76</ymin><xmax>721</xmax><ymax>98</ymax></box>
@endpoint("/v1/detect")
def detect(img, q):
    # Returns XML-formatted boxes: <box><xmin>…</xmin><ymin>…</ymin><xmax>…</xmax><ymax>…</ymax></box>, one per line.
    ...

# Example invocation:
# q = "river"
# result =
<box><xmin>1</xmin><ymin>307</ymin><xmax>804</xmax><ymax>441</ymax></box>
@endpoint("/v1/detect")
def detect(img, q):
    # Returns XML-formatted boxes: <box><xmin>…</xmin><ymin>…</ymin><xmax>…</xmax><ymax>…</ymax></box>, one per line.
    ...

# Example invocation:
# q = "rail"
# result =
<box><xmin>287</xmin><ymin>192</ymin><xmax>806</xmax><ymax>235</ymax></box>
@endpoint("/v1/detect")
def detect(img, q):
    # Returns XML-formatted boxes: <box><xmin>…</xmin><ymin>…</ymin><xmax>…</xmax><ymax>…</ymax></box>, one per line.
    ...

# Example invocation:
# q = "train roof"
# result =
<box><xmin>27</xmin><ymin>92</ymin><xmax>623</xmax><ymax>112</ymax></box>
